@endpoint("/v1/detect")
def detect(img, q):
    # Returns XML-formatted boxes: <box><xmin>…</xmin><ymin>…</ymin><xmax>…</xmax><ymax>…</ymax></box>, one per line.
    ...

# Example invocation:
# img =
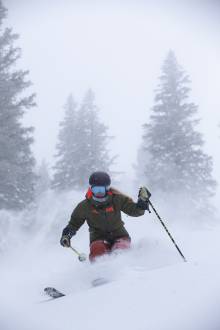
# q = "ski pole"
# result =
<box><xmin>148</xmin><ymin>200</ymin><xmax>186</xmax><ymax>262</ymax></box>
<box><xmin>69</xmin><ymin>244</ymin><xmax>87</xmax><ymax>262</ymax></box>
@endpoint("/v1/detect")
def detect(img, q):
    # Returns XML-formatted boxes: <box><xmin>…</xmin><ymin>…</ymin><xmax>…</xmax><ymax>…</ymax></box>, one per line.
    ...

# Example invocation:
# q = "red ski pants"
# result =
<box><xmin>89</xmin><ymin>237</ymin><xmax>131</xmax><ymax>262</ymax></box>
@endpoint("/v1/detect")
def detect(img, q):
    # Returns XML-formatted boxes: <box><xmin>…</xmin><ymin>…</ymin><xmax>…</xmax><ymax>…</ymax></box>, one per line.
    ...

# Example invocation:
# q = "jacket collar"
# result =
<box><xmin>85</xmin><ymin>187</ymin><xmax>113</xmax><ymax>207</ymax></box>
<box><xmin>85</xmin><ymin>187</ymin><xmax>113</xmax><ymax>200</ymax></box>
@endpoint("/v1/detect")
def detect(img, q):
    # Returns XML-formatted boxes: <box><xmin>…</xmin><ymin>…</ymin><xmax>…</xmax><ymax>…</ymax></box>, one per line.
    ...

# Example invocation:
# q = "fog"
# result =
<box><xmin>1</xmin><ymin>1</ymin><xmax>220</xmax><ymax>330</ymax></box>
<box><xmin>5</xmin><ymin>0</ymin><xmax>220</xmax><ymax>185</ymax></box>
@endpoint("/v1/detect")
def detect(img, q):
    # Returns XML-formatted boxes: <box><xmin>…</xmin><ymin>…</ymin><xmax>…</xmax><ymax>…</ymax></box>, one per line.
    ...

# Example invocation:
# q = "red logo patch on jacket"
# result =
<box><xmin>105</xmin><ymin>206</ymin><xmax>114</xmax><ymax>213</ymax></box>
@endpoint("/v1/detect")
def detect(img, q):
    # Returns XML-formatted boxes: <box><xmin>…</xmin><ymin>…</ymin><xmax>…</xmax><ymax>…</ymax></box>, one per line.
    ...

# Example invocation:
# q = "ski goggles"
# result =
<box><xmin>91</xmin><ymin>185</ymin><xmax>109</xmax><ymax>197</ymax></box>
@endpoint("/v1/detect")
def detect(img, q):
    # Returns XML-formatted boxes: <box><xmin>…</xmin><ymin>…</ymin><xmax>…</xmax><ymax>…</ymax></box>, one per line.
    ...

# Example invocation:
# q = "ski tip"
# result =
<box><xmin>44</xmin><ymin>287</ymin><xmax>54</xmax><ymax>293</ymax></box>
<box><xmin>44</xmin><ymin>287</ymin><xmax>65</xmax><ymax>298</ymax></box>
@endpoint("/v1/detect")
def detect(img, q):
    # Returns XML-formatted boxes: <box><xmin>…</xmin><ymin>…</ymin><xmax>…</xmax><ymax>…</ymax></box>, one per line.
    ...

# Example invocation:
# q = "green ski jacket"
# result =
<box><xmin>65</xmin><ymin>188</ymin><xmax>145</xmax><ymax>243</ymax></box>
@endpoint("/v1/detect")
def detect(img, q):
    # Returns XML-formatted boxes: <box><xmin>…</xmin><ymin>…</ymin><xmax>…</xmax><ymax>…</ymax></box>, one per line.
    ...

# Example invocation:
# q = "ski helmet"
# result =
<box><xmin>89</xmin><ymin>171</ymin><xmax>111</xmax><ymax>187</ymax></box>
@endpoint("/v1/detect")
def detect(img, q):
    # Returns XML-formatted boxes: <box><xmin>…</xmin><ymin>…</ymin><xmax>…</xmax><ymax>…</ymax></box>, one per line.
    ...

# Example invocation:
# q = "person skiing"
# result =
<box><xmin>60</xmin><ymin>171</ymin><xmax>151</xmax><ymax>261</ymax></box>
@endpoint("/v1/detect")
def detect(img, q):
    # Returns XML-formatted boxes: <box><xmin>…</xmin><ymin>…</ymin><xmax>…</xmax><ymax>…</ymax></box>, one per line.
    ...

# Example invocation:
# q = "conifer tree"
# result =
<box><xmin>53</xmin><ymin>90</ymin><xmax>113</xmax><ymax>190</ymax></box>
<box><xmin>139</xmin><ymin>50</ymin><xmax>216</xmax><ymax>215</ymax></box>
<box><xmin>52</xmin><ymin>94</ymin><xmax>79</xmax><ymax>190</ymax></box>
<box><xmin>75</xmin><ymin>89</ymin><xmax>113</xmax><ymax>187</ymax></box>
<box><xmin>0</xmin><ymin>1</ymin><xmax>36</xmax><ymax>210</ymax></box>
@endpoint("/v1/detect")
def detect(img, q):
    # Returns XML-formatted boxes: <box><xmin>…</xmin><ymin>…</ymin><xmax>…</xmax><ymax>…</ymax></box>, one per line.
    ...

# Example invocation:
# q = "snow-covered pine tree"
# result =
<box><xmin>139</xmin><ymin>50</ymin><xmax>216</xmax><ymax>217</ymax></box>
<box><xmin>0</xmin><ymin>1</ymin><xmax>36</xmax><ymax>210</ymax></box>
<box><xmin>52</xmin><ymin>90</ymin><xmax>114</xmax><ymax>190</ymax></box>
<box><xmin>52</xmin><ymin>94</ymin><xmax>79</xmax><ymax>190</ymax></box>
<box><xmin>75</xmin><ymin>89</ymin><xmax>113</xmax><ymax>188</ymax></box>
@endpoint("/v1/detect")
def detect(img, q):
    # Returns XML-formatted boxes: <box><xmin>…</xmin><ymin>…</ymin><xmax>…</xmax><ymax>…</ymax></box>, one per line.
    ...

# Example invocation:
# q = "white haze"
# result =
<box><xmin>5</xmin><ymin>0</ymin><xmax>220</xmax><ymax>195</ymax></box>
<box><xmin>1</xmin><ymin>1</ymin><xmax>220</xmax><ymax>329</ymax></box>
<box><xmin>1</xmin><ymin>190</ymin><xmax>220</xmax><ymax>330</ymax></box>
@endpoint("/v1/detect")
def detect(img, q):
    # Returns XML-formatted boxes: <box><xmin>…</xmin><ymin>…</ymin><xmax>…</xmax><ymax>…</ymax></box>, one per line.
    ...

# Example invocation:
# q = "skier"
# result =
<box><xmin>60</xmin><ymin>171</ymin><xmax>151</xmax><ymax>261</ymax></box>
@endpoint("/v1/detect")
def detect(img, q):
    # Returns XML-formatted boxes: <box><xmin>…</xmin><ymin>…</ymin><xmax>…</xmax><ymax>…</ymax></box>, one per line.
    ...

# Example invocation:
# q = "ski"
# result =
<box><xmin>43</xmin><ymin>279</ymin><xmax>109</xmax><ymax>301</ymax></box>
<box><xmin>44</xmin><ymin>287</ymin><xmax>65</xmax><ymax>299</ymax></box>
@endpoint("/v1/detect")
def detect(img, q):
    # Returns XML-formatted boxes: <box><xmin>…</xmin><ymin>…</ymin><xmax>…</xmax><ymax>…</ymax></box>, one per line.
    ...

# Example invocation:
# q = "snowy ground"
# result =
<box><xmin>1</xmin><ymin>191</ymin><xmax>220</xmax><ymax>330</ymax></box>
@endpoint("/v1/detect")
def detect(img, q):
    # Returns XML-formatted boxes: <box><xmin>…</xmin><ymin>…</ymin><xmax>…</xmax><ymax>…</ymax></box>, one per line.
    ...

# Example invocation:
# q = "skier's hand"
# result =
<box><xmin>138</xmin><ymin>187</ymin><xmax>151</xmax><ymax>201</ymax></box>
<box><xmin>137</xmin><ymin>199</ymin><xmax>150</xmax><ymax>211</ymax></box>
<box><xmin>60</xmin><ymin>235</ymin><xmax>71</xmax><ymax>247</ymax></box>
<box><xmin>60</xmin><ymin>226</ymin><xmax>75</xmax><ymax>247</ymax></box>
<box><xmin>137</xmin><ymin>187</ymin><xmax>151</xmax><ymax>211</ymax></box>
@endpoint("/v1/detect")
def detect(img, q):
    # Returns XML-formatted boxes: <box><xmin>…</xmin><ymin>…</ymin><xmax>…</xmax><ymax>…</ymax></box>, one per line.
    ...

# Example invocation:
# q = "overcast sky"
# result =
<box><xmin>4</xmin><ymin>0</ymin><xmax>220</xmax><ymax>187</ymax></box>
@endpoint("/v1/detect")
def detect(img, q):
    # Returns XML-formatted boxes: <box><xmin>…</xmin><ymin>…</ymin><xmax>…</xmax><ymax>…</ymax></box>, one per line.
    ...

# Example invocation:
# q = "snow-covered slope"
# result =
<box><xmin>1</xmin><ymin>191</ymin><xmax>220</xmax><ymax>330</ymax></box>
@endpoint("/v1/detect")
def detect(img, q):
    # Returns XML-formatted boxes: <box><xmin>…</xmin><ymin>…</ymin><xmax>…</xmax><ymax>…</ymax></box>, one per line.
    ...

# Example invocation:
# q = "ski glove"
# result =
<box><xmin>60</xmin><ymin>226</ymin><xmax>76</xmax><ymax>247</ymax></box>
<box><xmin>60</xmin><ymin>235</ymin><xmax>71</xmax><ymax>247</ymax></box>
<box><xmin>137</xmin><ymin>186</ymin><xmax>151</xmax><ymax>211</ymax></box>
<box><xmin>138</xmin><ymin>187</ymin><xmax>151</xmax><ymax>201</ymax></box>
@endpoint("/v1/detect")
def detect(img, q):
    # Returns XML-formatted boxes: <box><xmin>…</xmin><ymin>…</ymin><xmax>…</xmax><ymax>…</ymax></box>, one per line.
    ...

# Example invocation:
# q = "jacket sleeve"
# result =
<box><xmin>119</xmin><ymin>194</ymin><xmax>145</xmax><ymax>217</ymax></box>
<box><xmin>63</xmin><ymin>202</ymin><xmax>87</xmax><ymax>236</ymax></box>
